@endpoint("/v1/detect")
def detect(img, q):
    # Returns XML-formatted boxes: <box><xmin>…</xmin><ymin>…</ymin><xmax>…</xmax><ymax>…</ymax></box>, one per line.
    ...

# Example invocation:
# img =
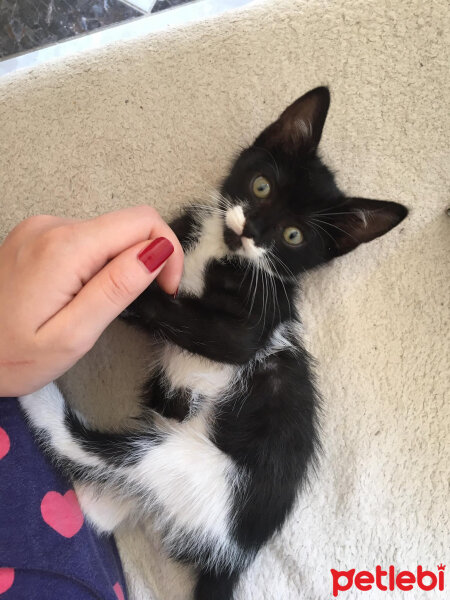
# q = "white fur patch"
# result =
<box><xmin>225</xmin><ymin>205</ymin><xmax>245</xmax><ymax>236</ymax></box>
<box><xmin>161</xmin><ymin>343</ymin><xmax>236</xmax><ymax>397</ymax></box>
<box><xmin>135</xmin><ymin>415</ymin><xmax>238</xmax><ymax>554</ymax></box>
<box><xmin>252</xmin><ymin>321</ymin><xmax>298</xmax><ymax>364</ymax></box>
<box><xmin>239</xmin><ymin>236</ymin><xmax>266</xmax><ymax>259</ymax></box>
<box><xmin>179</xmin><ymin>212</ymin><xmax>228</xmax><ymax>297</ymax></box>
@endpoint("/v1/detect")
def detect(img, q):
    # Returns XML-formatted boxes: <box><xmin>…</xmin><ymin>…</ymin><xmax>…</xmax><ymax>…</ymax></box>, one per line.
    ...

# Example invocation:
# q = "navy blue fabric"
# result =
<box><xmin>0</xmin><ymin>397</ymin><xmax>128</xmax><ymax>600</ymax></box>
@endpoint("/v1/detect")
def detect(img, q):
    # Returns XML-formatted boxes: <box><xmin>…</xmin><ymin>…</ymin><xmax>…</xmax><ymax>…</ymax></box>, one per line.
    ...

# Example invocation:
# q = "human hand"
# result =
<box><xmin>0</xmin><ymin>206</ymin><xmax>183</xmax><ymax>396</ymax></box>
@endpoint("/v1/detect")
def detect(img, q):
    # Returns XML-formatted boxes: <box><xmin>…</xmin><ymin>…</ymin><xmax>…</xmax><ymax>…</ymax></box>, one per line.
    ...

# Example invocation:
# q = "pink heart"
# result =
<box><xmin>41</xmin><ymin>490</ymin><xmax>84</xmax><ymax>538</ymax></box>
<box><xmin>0</xmin><ymin>428</ymin><xmax>10</xmax><ymax>460</ymax></box>
<box><xmin>113</xmin><ymin>582</ymin><xmax>125</xmax><ymax>600</ymax></box>
<box><xmin>0</xmin><ymin>568</ymin><xmax>14</xmax><ymax>594</ymax></box>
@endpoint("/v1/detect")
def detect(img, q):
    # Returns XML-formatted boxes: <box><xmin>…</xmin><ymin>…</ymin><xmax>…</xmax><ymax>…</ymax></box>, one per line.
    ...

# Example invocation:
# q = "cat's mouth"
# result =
<box><xmin>224</xmin><ymin>205</ymin><xmax>265</xmax><ymax>259</ymax></box>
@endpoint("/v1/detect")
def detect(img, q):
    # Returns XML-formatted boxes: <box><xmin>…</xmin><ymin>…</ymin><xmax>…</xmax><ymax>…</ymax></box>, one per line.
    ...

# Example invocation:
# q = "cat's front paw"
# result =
<box><xmin>119</xmin><ymin>292</ymin><xmax>159</xmax><ymax>326</ymax></box>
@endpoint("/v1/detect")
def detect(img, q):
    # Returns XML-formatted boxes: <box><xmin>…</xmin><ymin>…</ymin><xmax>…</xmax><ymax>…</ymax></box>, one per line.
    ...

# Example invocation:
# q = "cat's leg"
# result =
<box><xmin>123</xmin><ymin>287</ymin><xmax>268</xmax><ymax>364</ymax></box>
<box><xmin>194</xmin><ymin>568</ymin><xmax>240</xmax><ymax>600</ymax></box>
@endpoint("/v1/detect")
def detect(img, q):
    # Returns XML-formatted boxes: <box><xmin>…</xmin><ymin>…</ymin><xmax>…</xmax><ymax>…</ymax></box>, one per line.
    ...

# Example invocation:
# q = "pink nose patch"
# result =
<box><xmin>113</xmin><ymin>582</ymin><xmax>125</xmax><ymax>600</ymax></box>
<box><xmin>41</xmin><ymin>490</ymin><xmax>84</xmax><ymax>538</ymax></box>
<box><xmin>0</xmin><ymin>428</ymin><xmax>10</xmax><ymax>460</ymax></box>
<box><xmin>0</xmin><ymin>568</ymin><xmax>14</xmax><ymax>594</ymax></box>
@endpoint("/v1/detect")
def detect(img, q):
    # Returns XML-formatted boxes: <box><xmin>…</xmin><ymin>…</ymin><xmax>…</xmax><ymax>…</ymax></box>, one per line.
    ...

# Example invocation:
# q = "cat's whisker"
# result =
<box><xmin>252</xmin><ymin>257</ymin><xmax>269</xmax><ymax>333</ymax></box>
<box><xmin>309</xmin><ymin>217</ymin><xmax>358</xmax><ymax>241</ymax></box>
<box><xmin>244</xmin><ymin>261</ymin><xmax>255</xmax><ymax>303</ymax></box>
<box><xmin>306</xmin><ymin>218</ymin><xmax>335</xmax><ymax>245</ymax></box>
<box><xmin>195</xmin><ymin>202</ymin><xmax>227</xmax><ymax>216</ymax></box>
<box><xmin>262</xmin><ymin>256</ymin><xmax>277</xmax><ymax>331</ymax></box>
<box><xmin>263</xmin><ymin>255</ymin><xmax>281</xmax><ymax>327</ymax></box>
<box><xmin>261</xmin><ymin>257</ymin><xmax>272</xmax><ymax>328</ymax></box>
<box><xmin>262</xmin><ymin>265</ymin><xmax>270</xmax><ymax>333</ymax></box>
<box><xmin>239</xmin><ymin>261</ymin><xmax>251</xmax><ymax>292</ymax></box>
<box><xmin>266</xmin><ymin>251</ymin><xmax>291</xmax><ymax>319</ymax></box>
<box><xmin>312</xmin><ymin>209</ymin><xmax>361</xmax><ymax>217</ymax></box>
<box><xmin>268</xmin><ymin>252</ymin><xmax>295</xmax><ymax>280</ymax></box>
<box><xmin>248</xmin><ymin>260</ymin><xmax>260</xmax><ymax>316</ymax></box>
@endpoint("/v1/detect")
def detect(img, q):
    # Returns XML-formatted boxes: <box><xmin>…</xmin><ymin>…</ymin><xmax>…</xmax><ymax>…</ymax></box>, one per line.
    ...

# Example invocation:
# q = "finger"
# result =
<box><xmin>38</xmin><ymin>237</ymin><xmax>175</xmax><ymax>353</ymax></box>
<box><xmin>70</xmin><ymin>206</ymin><xmax>183</xmax><ymax>293</ymax></box>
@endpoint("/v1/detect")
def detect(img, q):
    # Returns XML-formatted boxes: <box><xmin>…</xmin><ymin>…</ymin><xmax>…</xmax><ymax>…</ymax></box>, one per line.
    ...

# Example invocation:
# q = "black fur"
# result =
<box><xmin>195</xmin><ymin>569</ymin><xmax>240</xmax><ymax>600</ymax></box>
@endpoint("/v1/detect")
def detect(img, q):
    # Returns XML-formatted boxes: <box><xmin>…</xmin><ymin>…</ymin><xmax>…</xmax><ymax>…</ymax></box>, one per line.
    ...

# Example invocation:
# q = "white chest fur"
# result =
<box><xmin>178</xmin><ymin>212</ymin><xmax>228</xmax><ymax>297</ymax></box>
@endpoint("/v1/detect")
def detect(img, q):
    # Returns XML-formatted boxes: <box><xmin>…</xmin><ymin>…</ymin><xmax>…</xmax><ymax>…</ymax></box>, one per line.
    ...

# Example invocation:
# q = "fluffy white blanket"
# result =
<box><xmin>0</xmin><ymin>1</ymin><xmax>448</xmax><ymax>598</ymax></box>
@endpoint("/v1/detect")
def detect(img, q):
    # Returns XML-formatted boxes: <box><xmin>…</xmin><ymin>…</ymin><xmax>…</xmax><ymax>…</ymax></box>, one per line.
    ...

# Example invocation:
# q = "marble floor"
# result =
<box><xmin>0</xmin><ymin>0</ymin><xmax>195</xmax><ymax>59</ymax></box>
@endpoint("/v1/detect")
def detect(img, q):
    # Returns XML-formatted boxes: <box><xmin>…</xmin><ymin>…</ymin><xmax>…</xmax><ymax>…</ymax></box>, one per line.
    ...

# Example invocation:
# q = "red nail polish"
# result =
<box><xmin>138</xmin><ymin>237</ymin><xmax>174</xmax><ymax>273</ymax></box>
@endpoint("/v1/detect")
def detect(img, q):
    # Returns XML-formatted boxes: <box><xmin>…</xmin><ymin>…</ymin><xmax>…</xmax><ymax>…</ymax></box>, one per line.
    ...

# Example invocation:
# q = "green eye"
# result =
<box><xmin>252</xmin><ymin>176</ymin><xmax>271</xmax><ymax>199</ymax></box>
<box><xmin>283</xmin><ymin>227</ymin><xmax>303</xmax><ymax>246</ymax></box>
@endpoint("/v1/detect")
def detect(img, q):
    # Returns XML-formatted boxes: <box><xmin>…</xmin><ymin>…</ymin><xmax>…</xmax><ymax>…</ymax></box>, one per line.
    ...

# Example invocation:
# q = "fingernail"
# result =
<box><xmin>173</xmin><ymin>287</ymin><xmax>179</xmax><ymax>300</ymax></box>
<box><xmin>138</xmin><ymin>237</ymin><xmax>174</xmax><ymax>273</ymax></box>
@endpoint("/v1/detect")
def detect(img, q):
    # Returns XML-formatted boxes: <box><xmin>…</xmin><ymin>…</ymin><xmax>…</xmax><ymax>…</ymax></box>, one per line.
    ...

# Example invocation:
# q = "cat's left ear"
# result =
<box><xmin>325</xmin><ymin>198</ymin><xmax>408</xmax><ymax>258</ymax></box>
<box><xmin>254</xmin><ymin>86</ymin><xmax>330</xmax><ymax>156</ymax></box>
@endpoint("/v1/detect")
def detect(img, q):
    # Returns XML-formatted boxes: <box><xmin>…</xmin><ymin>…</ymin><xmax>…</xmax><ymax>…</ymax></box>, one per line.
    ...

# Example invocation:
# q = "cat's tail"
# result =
<box><xmin>19</xmin><ymin>382</ymin><xmax>145</xmax><ymax>473</ymax></box>
<box><xmin>194</xmin><ymin>568</ymin><xmax>241</xmax><ymax>600</ymax></box>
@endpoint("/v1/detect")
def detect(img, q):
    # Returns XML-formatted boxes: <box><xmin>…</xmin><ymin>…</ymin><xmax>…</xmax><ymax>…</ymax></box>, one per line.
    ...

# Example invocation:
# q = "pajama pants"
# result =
<box><xmin>0</xmin><ymin>397</ymin><xmax>128</xmax><ymax>600</ymax></box>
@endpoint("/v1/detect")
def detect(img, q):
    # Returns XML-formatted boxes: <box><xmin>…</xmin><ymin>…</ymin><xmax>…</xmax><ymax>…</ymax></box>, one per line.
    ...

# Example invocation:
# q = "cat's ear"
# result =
<box><xmin>254</xmin><ymin>87</ymin><xmax>330</xmax><ymax>156</ymax></box>
<box><xmin>325</xmin><ymin>198</ymin><xmax>408</xmax><ymax>257</ymax></box>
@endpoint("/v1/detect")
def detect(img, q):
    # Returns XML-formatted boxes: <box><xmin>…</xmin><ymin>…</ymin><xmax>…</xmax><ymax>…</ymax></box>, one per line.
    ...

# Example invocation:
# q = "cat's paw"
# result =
<box><xmin>74</xmin><ymin>483</ymin><xmax>136</xmax><ymax>533</ymax></box>
<box><xmin>119</xmin><ymin>295</ymin><xmax>159</xmax><ymax>329</ymax></box>
<box><xmin>119</xmin><ymin>305</ymin><xmax>140</xmax><ymax>321</ymax></box>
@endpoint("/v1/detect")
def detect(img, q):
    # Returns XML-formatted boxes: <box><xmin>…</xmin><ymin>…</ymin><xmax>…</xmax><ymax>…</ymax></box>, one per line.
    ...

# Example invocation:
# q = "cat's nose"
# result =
<box><xmin>242</xmin><ymin>219</ymin><xmax>262</xmax><ymax>240</ymax></box>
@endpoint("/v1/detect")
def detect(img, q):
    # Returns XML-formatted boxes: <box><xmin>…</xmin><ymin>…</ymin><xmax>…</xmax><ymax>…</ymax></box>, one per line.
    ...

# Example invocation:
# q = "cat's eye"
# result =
<box><xmin>252</xmin><ymin>176</ymin><xmax>271</xmax><ymax>199</ymax></box>
<box><xmin>283</xmin><ymin>227</ymin><xmax>303</xmax><ymax>246</ymax></box>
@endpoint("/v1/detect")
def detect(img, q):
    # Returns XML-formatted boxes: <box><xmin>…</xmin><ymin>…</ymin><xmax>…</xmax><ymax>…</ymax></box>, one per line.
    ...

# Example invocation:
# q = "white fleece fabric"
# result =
<box><xmin>0</xmin><ymin>0</ymin><xmax>449</xmax><ymax>598</ymax></box>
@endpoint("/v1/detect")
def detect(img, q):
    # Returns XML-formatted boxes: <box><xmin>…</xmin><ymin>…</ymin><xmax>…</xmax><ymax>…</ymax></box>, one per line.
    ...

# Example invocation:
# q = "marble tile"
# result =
<box><xmin>0</xmin><ymin>0</ymin><xmax>254</xmax><ymax>77</ymax></box>
<box><xmin>0</xmin><ymin>0</ymin><xmax>143</xmax><ymax>59</ymax></box>
<box><xmin>124</xmin><ymin>0</ymin><xmax>157</xmax><ymax>12</ymax></box>
<box><xmin>152</xmin><ymin>0</ymin><xmax>195</xmax><ymax>13</ymax></box>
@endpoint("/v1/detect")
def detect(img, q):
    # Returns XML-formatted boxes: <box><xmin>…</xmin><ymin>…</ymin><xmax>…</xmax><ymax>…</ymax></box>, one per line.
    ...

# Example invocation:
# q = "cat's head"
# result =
<box><xmin>220</xmin><ymin>87</ymin><xmax>407</xmax><ymax>277</ymax></box>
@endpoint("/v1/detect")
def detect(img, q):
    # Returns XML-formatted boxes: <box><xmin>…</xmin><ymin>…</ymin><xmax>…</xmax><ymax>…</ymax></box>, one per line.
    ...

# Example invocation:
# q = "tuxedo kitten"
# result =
<box><xmin>20</xmin><ymin>87</ymin><xmax>407</xmax><ymax>600</ymax></box>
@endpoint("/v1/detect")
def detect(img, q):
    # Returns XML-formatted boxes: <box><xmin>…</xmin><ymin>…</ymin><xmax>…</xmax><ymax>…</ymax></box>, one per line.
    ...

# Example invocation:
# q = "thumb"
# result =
<box><xmin>39</xmin><ymin>237</ymin><xmax>175</xmax><ymax>353</ymax></box>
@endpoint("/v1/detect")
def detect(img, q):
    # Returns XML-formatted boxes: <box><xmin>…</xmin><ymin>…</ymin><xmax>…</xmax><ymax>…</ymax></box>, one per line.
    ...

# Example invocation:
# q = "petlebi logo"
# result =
<box><xmin>330</xmin><ymin>564</ymin><xmax>446</xmax><ymax>597</ymax></box>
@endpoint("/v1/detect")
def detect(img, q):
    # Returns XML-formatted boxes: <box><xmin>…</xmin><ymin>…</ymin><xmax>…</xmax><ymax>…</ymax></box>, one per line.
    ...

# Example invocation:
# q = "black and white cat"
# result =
<box><xmin>20</xmin><ymin>87</ymin><xmax>407</xmax><ymax>600</ymax></box>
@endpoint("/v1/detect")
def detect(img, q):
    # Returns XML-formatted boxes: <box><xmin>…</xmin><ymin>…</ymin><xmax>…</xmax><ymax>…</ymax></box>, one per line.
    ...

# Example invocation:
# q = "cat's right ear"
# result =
<box><xmin>254</xmin><ymin>87</ymin><xmax>330</xmax><ymax>156</ymax></box>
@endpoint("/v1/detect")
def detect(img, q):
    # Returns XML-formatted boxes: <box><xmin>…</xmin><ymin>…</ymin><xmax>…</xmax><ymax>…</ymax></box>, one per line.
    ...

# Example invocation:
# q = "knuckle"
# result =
<box><xmin>142</xmin><ymin>204</ymin><xmax>158</xmax><ymax>217</ymax></box>
<box><xmin>45</xmin><ymin>327</ymin><xmax>93</xmax><ymax>360</ymax></box>
<box><xmin>10</xmin><ymin>215</ymin><xmax>53</xmax><ymax>238</ymax></box>
<box><xmin>34</xmin><ymin>224</ymin><xmax>77</xmax><ymax>256</ymax></box>
<box><xmin>138</xmin><ymin>205</ymin><xmax>160</xmax><ymax>222</ymax></box>
<box><xmin>70</xmin><ymin>334</ymin><xmax>95</xmax><ymax>359</ymax></box>
<box><xmin>102</xmin><ymin>268</ymin><xmax>135</xmax><ymax>306</ymax></box>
